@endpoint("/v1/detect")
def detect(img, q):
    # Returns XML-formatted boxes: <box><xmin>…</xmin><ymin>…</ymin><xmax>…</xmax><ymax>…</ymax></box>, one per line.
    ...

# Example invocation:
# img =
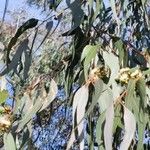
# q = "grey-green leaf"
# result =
<box><xmin>82</xmin><ymin>45</ymin><xmax>98</xmax><ymax>80</ymax></box>
<box><xmin>4</xmin><ymin>132</ymin><xmax>16</xmax><ymax>150</ymax></box>
<box><xmin>17</xmin><ymin>100</ymin><xmax>42</xmax><ymax>132</ymax></box>
<box><xmin>104</xmin><ymin>103</ymin><xmax>114</xmax><ymax>150</ymax></box>
<box><xmin>136</xmin><ymin>78</ymin><xmax>146</xmax><ymax>109</ymax></box>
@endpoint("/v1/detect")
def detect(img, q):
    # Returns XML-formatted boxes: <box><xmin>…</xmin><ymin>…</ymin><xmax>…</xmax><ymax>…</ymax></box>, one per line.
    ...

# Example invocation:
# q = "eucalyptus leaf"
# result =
<box><xmin>125</xmin><ymin>79</ymin><xmax>136</xmax><ymax>110</ymax></box>
<box><xmin>0</xmin><ymin>76</ymin><xmax>7</xmax><ymax>91</ymax></box>
<box><xmin>17</xmin><ymin>100</ymin><xmax>42</xmax><ymax>132</ymax></box>
<box><xmin>0</xmin><ymin>90</ymin><xmax>9</xmax><ymax>104</ymax></box>
<box><xmin>137</xmin><ymin>110</ymin><xmax>146</xmax><ymax>150</ymax></box>
<box><xmin>67</xmin><ymin>84</ymin><xmax>89</xmax><ymax>150</ymax></box>
<box><xmin>4</xmin><ymin>132</ymin><xmax>16</xmax><ymax>150</ymax></box>
<box><xmin>98</xmin><ymin>87</ymin><xmax>113</xmax><ymax>113</ymax></box>
<box><xmin>0</xmin><ymin>39</ymin><xmax>29</xmax><ymax>76</ymax></box>
<box><xmin>82</xmin><ymin>45</ymin><xmax>98</xmax><ymax>80</ymax></box>
<box><xmin>103</xmin><ymin>51</ymin><xmax>119</xmax><ymax>86</ymax></box>
<box><xmin>114</xmin><ymin>39</ymin><xmax>124</xmax><ymax>66</ymax></box>
<box><xmin>104</xmin><ymin>103</ymin><xmax>114</xmax><ymax>150</ymax></box>
<box><xmin>113</xmin><ymin>104</ymin><xmax>123</xmax><ymax>132</ymax></box>
<box><xmin>6</xmin><ymin>18</ymin><xmax>38</xmax><ymax>64</ymax></box>
<box><xmin>40</xmin><ymin>79</ymin><xmax>58</xmax><ymax>111</ymax></box>
<box><xmin>120</xmin><ymin>106</ymin><xmax>136</xmax><ymax>150</ymax></box>
<box><xmin>96</xmin><ymin>112</ymin><xmax>106</xmax><ymax>146</ymax></box>
<box><xmin>136</xmin><ymin>78</ymin><xmax>146</xmax><ymax>109</ymax></box>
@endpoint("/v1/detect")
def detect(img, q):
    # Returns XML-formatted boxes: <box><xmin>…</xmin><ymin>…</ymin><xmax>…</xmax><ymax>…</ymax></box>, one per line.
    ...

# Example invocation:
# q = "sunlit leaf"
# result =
<box><xmin>103</xmin><ymin>51</ymin><xmax>119</xmax><ymax>86</ymax></box>
<box><xmin>0</xmin><ymin>90</ymin><xmax>9</xmax><ymax>104</ymax></box>
<box><xmin>0</xmin><ymin>76</ymin><xmax>7</xmax><ymax>91</ymax></box>
<box><xmin>120</xmin><ymin>106</ymin><xmax>136</xmax><ymax>150</ymax></box>
<box><xmin>104</xmin><ymin>103</ymin><xmax>114</xmax><ymax>150</ymax></box>
<box><xmin>67</xmin><ymin>85</ymin><xmax>89</xmax><ymax>149</ymax></box>
<box><xmin>76</xmin><ymin>85</ymin><xmax>89</xmax><ymax>150</ymax></box>
<box><xmin>4</xmin><ymin>132</ymin><xmax>16</xmax><ymax>150</ymax></box>
<box><xmin>82</xmin><ymin>45</ymin><xmax>98</xmax><ymax>80</ymax></box>
<box><xmin>81</xmin><ymin>45</ymin><xmax>98</xmax><ymax>62</ymax></box>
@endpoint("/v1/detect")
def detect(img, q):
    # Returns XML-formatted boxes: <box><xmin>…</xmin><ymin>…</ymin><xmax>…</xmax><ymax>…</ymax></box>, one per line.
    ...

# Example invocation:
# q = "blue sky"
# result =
<box><xmin>0</xmin><ymin>0</ymin><xmax>46</xmax><ymax>22</ymax></box>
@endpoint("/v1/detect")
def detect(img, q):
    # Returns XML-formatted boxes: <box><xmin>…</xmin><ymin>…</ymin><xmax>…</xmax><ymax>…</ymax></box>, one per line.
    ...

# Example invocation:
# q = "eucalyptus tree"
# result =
<box><xmin>0</xmin><ymin>0</ymin><xmax>150</xmax><ymax>149</ymax></box>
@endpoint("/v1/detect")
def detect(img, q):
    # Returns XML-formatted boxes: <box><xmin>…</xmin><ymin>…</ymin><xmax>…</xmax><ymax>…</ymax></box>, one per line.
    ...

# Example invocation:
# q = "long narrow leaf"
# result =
<box><xmin>67</xmin><ymin>85</ymin><xmax>89</xmax><ymax>149</ymax></box>
<box><xmin>104</xmin><ymin>103</ymin><xmax>114</xmax><ymax>150</ymax></box>
<box><xmin>120</xmin><ymin>106</ymin><xmax>136</xmax><ymax>150</ymax></box>
<box><xmin>4</xmin><ymin>132</ymin><xmax>16</xmax><ymax>150</ymax></box>
<box><xmin>40</xmin><ymin>79</ymin><xmax>58</xmax><ymax>111</ymax></box>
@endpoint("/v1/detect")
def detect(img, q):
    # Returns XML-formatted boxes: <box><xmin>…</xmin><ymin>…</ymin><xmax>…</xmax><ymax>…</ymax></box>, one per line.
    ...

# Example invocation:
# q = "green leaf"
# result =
<box><xmin>96</xmin><ymin>112</ymin><xmax>106</xmax><ymax>146</ymax></box>
<box><xmin>143</xmin><ymin>68</ymin><xmax>150</xmax><ymax>75</ymax></box>
<box><xmin>98</xmin><ymin>87</ymin><xmax>113</xmax><ymax>113</ymax></box>
<box><xmin>103</xmin><ymin>51</ymin><xmax>119</xmax><ymax>85</ymax></box>
<box><xmin>113</xmin><ymin>104</ymin><xmax>123</xmax><ymax>132</ymax></box>
<box><xmin>114</xmin><ymin>39</ymin><xmax>124</xmax><ymax>66</ymax></box>
<box><xmin>136</xmin><ymin>78</ymin><xmax>146</xmax><ymax>109</ymax></box>
<box><xmin>137</xmin><ymin>110</ymin><xmax>146</xmax><ymax>149</ymax></box>
<box><xmin>0</xmin><ymin>76</ymin><xmax>7</xmax><ymax>91</ymax></box>
<box><xmin>4</xmin><ymin>132</ymin><xmax>16</xmax><ymax>150</ymax></box>
<box><xmin>125</xmin><ymin>79</ymin><xmax>136</xmax><ymax>110</ymax></box>
<box><xmin>0</xmin><ymin>90</ymin><xmax>9</xmax><ymax>104</ymax></box>
<box><xmin>81</xmin><ymin>45</ymin><xmax>98</xmax><ymax>61</ymax></box>
<box><xmin>81</xmin><ymin>45</ymin><xmax>98</xmax><ymax>80</ymax></box>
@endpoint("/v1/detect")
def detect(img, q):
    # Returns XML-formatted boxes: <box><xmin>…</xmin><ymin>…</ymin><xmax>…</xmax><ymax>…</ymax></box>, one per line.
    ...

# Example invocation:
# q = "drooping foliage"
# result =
<box><xmin>0</xmin><ymin>0</ymin><xmax>150</xmax><ymax>149</ymax></box>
